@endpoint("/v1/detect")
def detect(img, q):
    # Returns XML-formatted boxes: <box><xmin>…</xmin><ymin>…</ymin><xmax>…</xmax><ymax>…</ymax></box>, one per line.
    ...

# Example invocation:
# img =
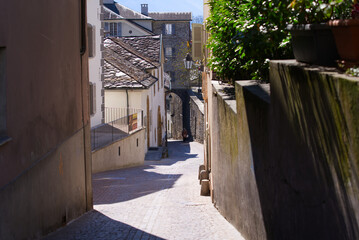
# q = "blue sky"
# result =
<box><xmin>116</xmin><ymin>0</ymin><xmax>203</xmax><ymax>17</ymax></box>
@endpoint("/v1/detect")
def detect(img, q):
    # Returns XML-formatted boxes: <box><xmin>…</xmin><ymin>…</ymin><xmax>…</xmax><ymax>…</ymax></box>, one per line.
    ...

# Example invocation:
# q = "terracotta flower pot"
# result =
<box><xmin>287</xmin><ymin>24</ymin><xmax>339</xmax><ymax>66</ymax></box>
<box><xmin>329</xmin><ymin>19</ymin><xmax>359</xmax><ymax>63</ymax></box>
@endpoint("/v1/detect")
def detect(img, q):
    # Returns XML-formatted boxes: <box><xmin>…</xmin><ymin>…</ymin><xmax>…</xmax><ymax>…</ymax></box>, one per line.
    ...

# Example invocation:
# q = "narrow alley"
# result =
<box><xmin>43</xmin><ymin>141</ymin><xmax>245</xmax><ymax>240</ymax></box>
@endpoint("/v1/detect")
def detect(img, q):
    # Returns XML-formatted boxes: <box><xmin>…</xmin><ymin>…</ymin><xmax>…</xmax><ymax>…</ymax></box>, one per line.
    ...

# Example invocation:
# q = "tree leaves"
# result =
<box><xmin>206</xmin><ymin>0</ymin><xmax>293</xmax><ymax>82</ymax></box>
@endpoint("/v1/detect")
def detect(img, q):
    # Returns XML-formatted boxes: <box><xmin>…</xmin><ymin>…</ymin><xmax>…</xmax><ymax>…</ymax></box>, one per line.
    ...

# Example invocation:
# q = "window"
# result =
<box><xmin>89</xmin><ymin>82</ymin><xmax>96</xmax><ymax>115</ymax></box>
<box><xmin>0</xmin><ymin>47</ymin><xmax>8</xmax><ymax>145</ymax></box>
<box><xmin>104</xmin><ymin>22</ymin><xmax>122</xmax><ymax>37</ymax></box>
<box><xmin>165</xmin><ymin>47</ymin><xmax>174</xmax><ymax>57</ymax></box>
<box><xmin>164</xmin><ymin>24</ymin><xmax>175</xmax><ymax>35</ymax></box>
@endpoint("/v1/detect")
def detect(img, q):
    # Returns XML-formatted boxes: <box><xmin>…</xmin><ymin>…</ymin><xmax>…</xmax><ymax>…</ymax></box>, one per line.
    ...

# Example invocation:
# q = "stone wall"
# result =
<box><xmin>167</xmin><ymin>92</ymin><xmax>183</xmax><ymax>139</ymax></box>
<box><xmin>208</xmin><ymin>60</ymin><xmax>359</xmax><ymax>240</ymax></box>
<box><xmin>210</xmin><ymin>81</ymin><xmax>268</xmax><ymax>240</ymax></box>
<box><xmin>152</xmin><ymin>21</ymin><xmax>191</xmax><ymax>89</ymax></box>
<box><xmin>92</xmin><ymin>128</ymin><xmax>146</xmax><ymax>173</ymax></box>
<box><xmin>189</xmin><ymin>90</ymin><xmax>204</xmax><ymax>143</ymax></box>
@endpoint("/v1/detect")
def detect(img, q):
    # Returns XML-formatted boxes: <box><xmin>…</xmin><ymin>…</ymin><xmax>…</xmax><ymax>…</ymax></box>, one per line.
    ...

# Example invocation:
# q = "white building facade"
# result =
<box><xmin>87</xmin><ymin>0</ymin><xmax>104</xmax><ymax>126</ymax></box>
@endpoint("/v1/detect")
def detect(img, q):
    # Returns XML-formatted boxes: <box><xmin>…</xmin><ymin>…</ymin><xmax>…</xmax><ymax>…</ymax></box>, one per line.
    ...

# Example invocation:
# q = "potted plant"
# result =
<box><xmin>287</xmin><ymin>0</ymin><xmax>350</xmax><ymax>66</ymax></box>
<box><xmin>329</xmin><ymin>1</ymin><xmax>359</xmax><ymax>67</ymax></box>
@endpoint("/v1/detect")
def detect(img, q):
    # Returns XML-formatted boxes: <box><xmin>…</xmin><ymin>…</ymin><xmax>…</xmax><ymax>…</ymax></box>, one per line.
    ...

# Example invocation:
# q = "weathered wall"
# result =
<box><xmin>208</xmin><ymin>60</ymin><xmax>359</xmax><ymax>240</ymax></box>
<box><xmin>0</xmin><ymin>1</ymin><xmax>92</xmax><ymax>239</ymax></box>
<box><xmin>92</xmin><ymin>128</ymin><xmax>146</xmax><ymax>173</ymax></box>
<box><xmin>0</xmin><ymin>130</ymin><xmax>87</xmax><ymax>239</ymax></box>
<box><xmin>152</xmin><ymin>21</ymin><xmax>191</xmax><ymax>89</ymax></box>
<box><xmin>168</xmin><ymin>92</ymin><xmax>183</xmax><ymax>139</ymax></box>
<box><xmin>210</xmin><ymin>81</ymin><xmax>268</xmax><ymax>240</ymax></box>
<box><xmin>189</xmin><ymin>90</ymin><xmax>204</xmax><ymax>143</ymax></box>
<box><xmin>265</xmin><ymin>60</ymin><xmax>359</xmax><ymax>239</ymax></box>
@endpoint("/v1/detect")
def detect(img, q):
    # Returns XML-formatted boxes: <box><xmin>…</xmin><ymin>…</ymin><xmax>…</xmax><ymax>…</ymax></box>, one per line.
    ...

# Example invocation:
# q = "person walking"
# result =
<box><xmin>182</xmin><ymin>128</ymin><xmax>188</xmax><ymax>142</ymax></box>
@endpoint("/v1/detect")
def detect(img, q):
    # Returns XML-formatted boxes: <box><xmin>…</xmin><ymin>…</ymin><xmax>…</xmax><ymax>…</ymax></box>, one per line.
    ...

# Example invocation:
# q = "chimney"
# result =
<box><xmin>141</xmin><ymin>4</ymin><xmax>148</xmax><ymax>16</ymax></box>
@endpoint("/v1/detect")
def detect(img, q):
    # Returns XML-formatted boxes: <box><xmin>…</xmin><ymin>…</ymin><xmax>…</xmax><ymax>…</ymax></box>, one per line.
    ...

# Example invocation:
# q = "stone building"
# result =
<box><xmin>103</xmin><ymin>0</ymin><xmax>154</xmax><ymax>37</ymax></box>
<box><xmin>148</xmin><ymin>11</ymin><xmax>192</xmax><ymax>89</ymax></box>
<box><xmin>103</xmin><ymin>36</ymin><xmax>166</xmax><ymax>149</ymax></box>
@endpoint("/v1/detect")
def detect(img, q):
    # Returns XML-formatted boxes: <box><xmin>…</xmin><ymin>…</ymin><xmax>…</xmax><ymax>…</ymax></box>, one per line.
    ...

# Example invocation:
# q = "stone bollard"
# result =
<box><xmin>199</xmin><ymin>170</ymin><xmax>209</xmax><ymax>185</ymax></box>
<box><xmin>198</xmin><ymin>165</ymin><xmax>205</xmax><ymax>180</ymax></box>
<box><xmin>201</xmin><ymin>179</ymin><xmax>210</xmax><ymax>196</ymax></box>
<box><xmin>162</xmin><ymin>147</ymin><xmax>168</xmax><ymax>158</ymax></box>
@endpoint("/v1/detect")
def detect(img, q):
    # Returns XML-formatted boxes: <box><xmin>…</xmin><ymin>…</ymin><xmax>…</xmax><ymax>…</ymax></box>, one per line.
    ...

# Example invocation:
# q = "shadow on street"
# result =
<box><xmin>43</xmin><ymin>210</ymin><xmax>165</xmax><ymax>240</ymax></box>
<box><xmin>93</xmin><ymin>165</ymin><xmax>181</xmax><ymax>204</ymax></box>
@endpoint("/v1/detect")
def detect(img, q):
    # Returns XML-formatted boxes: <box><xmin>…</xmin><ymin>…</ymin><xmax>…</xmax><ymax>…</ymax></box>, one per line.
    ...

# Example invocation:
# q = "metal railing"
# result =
<box><xmin>91</xmin><ymin>108</ymin><xmax>143</xmax><ymax>151</ymax></box>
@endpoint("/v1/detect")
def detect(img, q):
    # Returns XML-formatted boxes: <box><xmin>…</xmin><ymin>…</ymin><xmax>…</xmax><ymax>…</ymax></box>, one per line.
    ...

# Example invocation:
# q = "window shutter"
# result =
<box><xmin>172</xmin><ymin>24</ymin><xmax>175</xmax><ymax>35</ymax></box>
<box><xmin>192</xmin><ymin>23</ymin><xmax>203</xmax><ymax>61</ymax></box>
<box><xmin>87</xmin><ymin>24</ymin><xmax>96</xmax><ymax>58</ymax></box>
<box><xmin>172</xmin><ymin>47</ymin><xmax>176</xmax><ymax>57</ymax></box>
<box><xmin>162</xmin><ymin>24</ymin><xmax>165</xmax><ymax>35</ymax></box>
<box><xmin>90</xmin><ymin>83</ymin><xmax>96</xmax><ymax>115</ymax></box>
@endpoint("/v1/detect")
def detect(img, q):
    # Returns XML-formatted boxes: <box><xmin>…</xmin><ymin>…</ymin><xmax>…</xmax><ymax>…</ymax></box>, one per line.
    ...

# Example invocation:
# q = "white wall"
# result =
<box><xmin>132</xmin><ymin>20</ymin><xmax>152</xmax><ymax>32</ymax></box>
<box><xmin>104</xmin><ymin>67</ymin><xmax>166</xmax><ymax>148</ymax></box>
<box><xmin>88</xmin><ymin>0</ymin><xmax>103</xmax><ymax>127</ymax></box>
<box><xmin>121</xmin><ymin>20</ymin><xmax>151</xmax><ymax>37</ymax></box>
<box><xmin>92</xmin><ymin>128</ymin><xmax>146</xmax><ymax>173</ymax></box>
<box><xmin>147</xmin><ymin>67</ymin><xmax>166</xmax><ymax>148</ymax></box>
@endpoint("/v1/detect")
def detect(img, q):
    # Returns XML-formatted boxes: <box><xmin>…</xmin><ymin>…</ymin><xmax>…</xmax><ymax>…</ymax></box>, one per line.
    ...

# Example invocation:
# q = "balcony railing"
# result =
<box><xmin>91</xmin><ymin>108</ymin><xmax>143</xmax><ymax>151</ymax></box>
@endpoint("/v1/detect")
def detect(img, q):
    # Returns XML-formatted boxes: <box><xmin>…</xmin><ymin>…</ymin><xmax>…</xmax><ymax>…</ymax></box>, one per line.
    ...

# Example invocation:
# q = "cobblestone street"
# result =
<box><xmin>44</xmin><ymin>140</ymin><xmax>245</xmax><ymax>240</ymax></box>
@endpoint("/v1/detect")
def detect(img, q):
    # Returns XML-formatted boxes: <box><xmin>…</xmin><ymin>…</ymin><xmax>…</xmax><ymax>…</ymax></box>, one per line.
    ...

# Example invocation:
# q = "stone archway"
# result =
<box><xmin>170</xmin><ymin>89</ymin><xmax>192</xmax><ymax>141</ymax></box>
<box><xmin>167</xmin><ymin>92</ymin><xmax>183</xmax><ymax>140</ymax></box>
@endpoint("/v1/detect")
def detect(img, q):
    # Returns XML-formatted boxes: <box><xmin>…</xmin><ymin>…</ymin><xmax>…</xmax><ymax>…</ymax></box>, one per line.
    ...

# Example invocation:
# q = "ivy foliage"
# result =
<box><xmin>206</xmin><ymin>0</ymin><xmax>295</xmax><ymax>82</ymax></box>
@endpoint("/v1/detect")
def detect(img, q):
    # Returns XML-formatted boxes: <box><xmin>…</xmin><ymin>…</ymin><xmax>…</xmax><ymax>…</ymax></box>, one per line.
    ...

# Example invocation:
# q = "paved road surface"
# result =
<box><xmin>44</xmin><ymin>140</ymin><xmax>245</xmax><ymax>240</ymax></box>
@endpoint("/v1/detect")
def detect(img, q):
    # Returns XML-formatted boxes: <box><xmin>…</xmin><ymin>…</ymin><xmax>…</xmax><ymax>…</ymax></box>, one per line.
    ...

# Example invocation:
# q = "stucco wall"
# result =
<box><xmin>121</xmin><ymin>20</ymin><xmax>150</xmax><ymax>37</ymax></box>
<box><xmin>208</xmin><ymin>61</ymin><xmax>359</xmax><ymax>240</ymax></box>
<box><xmin>104</xmin><ymin>81</ymin><xmax>165</xmax><ymax>148</ymax></box>
<box><xmin>0</xmin><ymin>130</ymin><xmax>87</xmax><ymax>239</ymax></box>
<box><xmin>92</xmin><ymin>128</ymin><xmax>146</xmax><ymax>173</ymax></box>
<box><xmin>88</xmin><ymin>0</ymin><xmax>104</xmax><ymax>127</ymax></box>
<box><xmin>0</xmin><ymin>1</ymin><xmax>92</xmax><ymax>238</ymax></box>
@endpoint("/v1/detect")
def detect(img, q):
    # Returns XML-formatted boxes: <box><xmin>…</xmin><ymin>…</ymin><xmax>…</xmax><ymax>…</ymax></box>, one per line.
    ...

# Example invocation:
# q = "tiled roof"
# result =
<box><xmin>103</xmin><ymin>6</ymin><xmax>122</xmax><ymax>20</ymax></box>
<box><xmin>104</xmin><ymin>3</ymin><xmax>120</xmax><ymax>15</ymax></box>
<box><xmin>104</xmin><ymin>38</ymin><xmax>160</xmax><ymax>89</ymax></box>
<box><xmin>148</xmin><ymin>12</ymin><xmax>192</xmax><ymax>21</ymax></box>
<box><xmin>104</xmin><ymin>61</ymin><xmax>143</xmax><ymax>88</ymax></box>
<box><xmin>115</xmin><ymin>3</ymin><xmax>152</xmax><ymax>20</ymax></box>
<box><xmin>118</xmin><ymin>35</ymin><xmax>161</xmax><ymax>64</ymax></box>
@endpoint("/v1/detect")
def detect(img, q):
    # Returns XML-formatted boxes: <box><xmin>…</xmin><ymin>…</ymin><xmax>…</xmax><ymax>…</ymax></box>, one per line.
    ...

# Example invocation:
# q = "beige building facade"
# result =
<box><xmin>0</xmin><ymin>1</ymin><xmax>92</xmax><ymax>239</ymax></box>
